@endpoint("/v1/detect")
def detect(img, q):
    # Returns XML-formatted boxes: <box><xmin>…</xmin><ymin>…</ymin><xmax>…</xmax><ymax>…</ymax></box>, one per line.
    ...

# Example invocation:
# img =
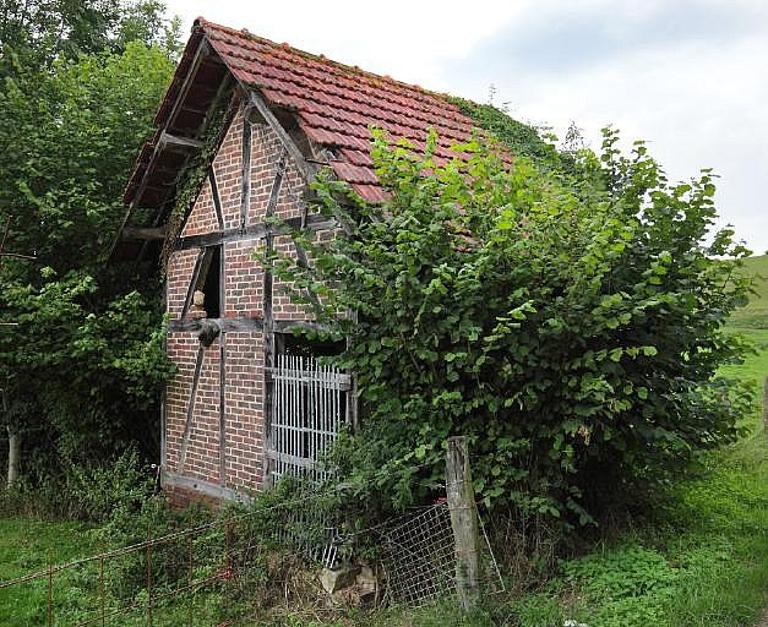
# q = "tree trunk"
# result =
<box><xmin>7</xmin><ymin>425</ymin><xmax>20</xmax><ymax>488</ymax></box>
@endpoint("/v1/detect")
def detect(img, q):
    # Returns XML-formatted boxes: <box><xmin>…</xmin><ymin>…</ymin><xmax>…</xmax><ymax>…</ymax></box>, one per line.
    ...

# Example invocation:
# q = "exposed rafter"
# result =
<box><xmin>121</xmin><ymin>226</ymin><xmax>166</xmax><ymax>241</ymax></box>
<box><xmin>159</xmin><ymin>131</ymin><xmax>203</xmax><ymax>150</ymax></box>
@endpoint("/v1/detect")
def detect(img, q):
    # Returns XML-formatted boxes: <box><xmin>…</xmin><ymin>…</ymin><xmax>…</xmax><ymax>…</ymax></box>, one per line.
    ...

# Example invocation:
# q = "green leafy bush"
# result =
<box><xmin>0</xmin><ymin>448</ymin><xmax>156</xmax><ymax>521</ymax></box>
<box><xmin>273</xmin><ymin>125</ymin><xmax>753</xmax><ymax>526</ymax></box>
<box><xmin>64</xmin><ymin>448</ymin><xmax>155</xmax><ymax>522</ymax></box>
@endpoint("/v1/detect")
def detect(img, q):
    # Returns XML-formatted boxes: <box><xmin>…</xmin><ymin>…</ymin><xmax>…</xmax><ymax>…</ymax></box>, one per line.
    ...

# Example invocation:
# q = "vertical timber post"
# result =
<box><xmin>6</xmin><ymin>425</ymin><xmax>20</xmax><ymax>488</ymax></box>
<box><xmin>763</xmin><ymin>376</ymin><xmax>768</xmax><ymax>431</ymax></box>
<box><xmin>445</xmin><ymin>436</ymin><xmax>481</xmax><ymax>612</ymax></box>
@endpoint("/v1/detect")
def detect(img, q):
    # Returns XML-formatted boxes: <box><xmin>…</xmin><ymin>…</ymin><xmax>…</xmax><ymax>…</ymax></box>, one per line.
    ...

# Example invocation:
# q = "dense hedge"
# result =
<box><xmin>273</xmin><ymin>120</ymin><xmax>752</xmax><ymax>526</ymax></box>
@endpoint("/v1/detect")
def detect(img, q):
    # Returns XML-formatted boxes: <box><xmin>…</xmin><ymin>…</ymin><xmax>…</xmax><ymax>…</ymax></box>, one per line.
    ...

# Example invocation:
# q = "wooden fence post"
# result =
<box><xmin>763</xmin><ymin>377</ymin><xmax>768</xmax><ymax>431</ymax></box>
<box><xmin>445</xmin><ymin>436</ymin><xmax>481</xmax><ymax>612</ymax></box>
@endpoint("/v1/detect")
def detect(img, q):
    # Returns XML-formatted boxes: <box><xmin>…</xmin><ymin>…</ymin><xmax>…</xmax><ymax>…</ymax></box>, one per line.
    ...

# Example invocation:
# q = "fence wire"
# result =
<box><xmin>0</xmin><ymin>494</ymin><xmax>504</xmax><ymax>624</ymax></box>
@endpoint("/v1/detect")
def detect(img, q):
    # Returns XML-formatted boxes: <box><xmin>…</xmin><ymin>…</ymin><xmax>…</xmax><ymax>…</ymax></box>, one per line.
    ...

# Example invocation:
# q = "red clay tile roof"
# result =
<box><xmin>197</xmin><ymin>18</ymin><xmax>481</xmax><ymax>202</ymax></box>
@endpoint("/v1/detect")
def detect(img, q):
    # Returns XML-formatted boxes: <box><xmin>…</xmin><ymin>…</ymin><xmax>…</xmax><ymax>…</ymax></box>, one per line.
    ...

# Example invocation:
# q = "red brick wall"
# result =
<box><xmin>163</xmin><ymin>100</ymin><xmax>315</xmax><ymax>498</ymax></box>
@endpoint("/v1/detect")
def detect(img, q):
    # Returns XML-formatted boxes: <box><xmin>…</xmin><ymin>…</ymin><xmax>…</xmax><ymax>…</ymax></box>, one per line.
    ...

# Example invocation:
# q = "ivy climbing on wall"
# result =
<box><xmin>160</xmin><ymin>86</ymin><xmax>236</xmax><ymax>273</ymax></box>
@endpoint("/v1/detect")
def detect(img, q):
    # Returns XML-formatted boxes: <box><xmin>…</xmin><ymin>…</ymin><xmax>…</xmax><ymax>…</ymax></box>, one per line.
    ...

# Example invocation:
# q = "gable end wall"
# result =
<box><xmin>163</xmin><ymin>100</ymin><xmax>325</xmax><ymax>499</ymax></box>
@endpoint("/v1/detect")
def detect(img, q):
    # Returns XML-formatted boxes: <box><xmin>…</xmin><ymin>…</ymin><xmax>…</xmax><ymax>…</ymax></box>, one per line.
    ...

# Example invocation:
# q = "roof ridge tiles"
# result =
<box><xmin>198</xmin><ymin>19</ymin><xmax>473</xmax><ymax>127</ymax></box>
<box><xmin>196</xmin><ymin>18</ymin><xmax>456</xmax><ymax>100</ymax></box>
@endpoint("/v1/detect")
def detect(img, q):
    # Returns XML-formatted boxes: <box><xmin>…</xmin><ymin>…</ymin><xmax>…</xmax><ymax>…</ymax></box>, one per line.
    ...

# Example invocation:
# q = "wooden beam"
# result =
<box><xmin>159</xmin><ymin>130</ymin><xmax>203</xmax><ymax>150</ymax></box>
<box><xmin>248</xmin><ymin>90</ymin><xmax>315</xmax><ymax>183</ymax></box>
<box><xmin>177</xmin><ymin>344</ymin><xmax>206</xmax><ymax>474</ymax></box>
<box><xmin>219</xmin><ymin>332</ymin><xmax>227</xmax><ymax>486</ymax></box>
<box><xmin>209</xmin><ymin>167</ymin><xmax>224</xmax><ymax>230</ymax></box>
<box><xmin>261</xmin><ymin>123</ymin><xmax>277</xmax><ymax>486</ymax></box>
<box><xmin>263</xmin><ymin>152</ymin><xmax>287</xmax><ymax>224</ymax></box>
<box><xmin>121</xmin><ymin>226</ymin><xmax>166</xmax><ymax>241</ymax></box>
<box><xmin>108</xmin><ymin>39</ymin><xmax>211</xmax><ymax>261</ymax></box>
<box><xmin>167</xmin><ymin>40</ymin><xmax>211</xmax><ymax>131</ymax></box>
<box><xmin>175</xmin><ymin>213</ymin><xmax>334</xmax><ymax>251</ymax></box>
<box><xmin>168</xmin><ymin>316</ymin><xmax>263</xmax><ymax>333</ymax></box>
<box><xmin>162</xmin><ymin>469</ymin><xmax>251</xmax><ymax>503</ymax></box>
<box><xmin>272</xmin><ymin>319</ymin><xmax>329</xmax><ymax>334</ymax></box>
<box><xmin>180</xmin><ymin>249</ymin><xmax>206</xmax><ymax>319</ymax></box>
<box><xmin>239</xmin><ymin>106</ymin><xmax>253</xmax><ymax>229</ymax></box>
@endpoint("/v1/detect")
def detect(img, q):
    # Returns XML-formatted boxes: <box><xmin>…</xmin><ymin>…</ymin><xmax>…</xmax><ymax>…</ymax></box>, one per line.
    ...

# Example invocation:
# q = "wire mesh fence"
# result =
<box><xmin>373</xmin><ymin>501</ymin><xmax>504</xmax><ymax>608</ymax></box>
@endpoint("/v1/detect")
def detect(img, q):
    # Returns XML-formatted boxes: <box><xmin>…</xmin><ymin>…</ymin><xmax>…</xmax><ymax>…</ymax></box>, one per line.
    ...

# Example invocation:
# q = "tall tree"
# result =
<box><xmin>0</xmin><ymin>1</ymin><xmax>177</xmax><ymax>488</ymax></box>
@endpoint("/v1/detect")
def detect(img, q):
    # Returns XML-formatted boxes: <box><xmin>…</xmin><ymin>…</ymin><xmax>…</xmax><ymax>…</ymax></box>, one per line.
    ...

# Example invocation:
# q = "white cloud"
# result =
<box><xmin>163</xmin><ymin>0</ymin><xmax>768</xmax><ymax>253</ymax></box>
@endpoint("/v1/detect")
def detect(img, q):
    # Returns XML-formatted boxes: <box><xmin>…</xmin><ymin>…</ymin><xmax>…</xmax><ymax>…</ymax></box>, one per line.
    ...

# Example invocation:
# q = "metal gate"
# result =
<box><xmin>267</xmin><ymin>354</ymin><xmax>351</xmax><ymax>484</ymax></box>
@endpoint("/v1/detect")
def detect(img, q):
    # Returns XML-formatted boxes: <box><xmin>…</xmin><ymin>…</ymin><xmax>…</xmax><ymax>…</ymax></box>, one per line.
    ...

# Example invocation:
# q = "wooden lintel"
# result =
<box><xmin>273</xmin><ymin>319</ymin><xmax>330</xmax><ymax>334</ymax></box>
<box><xmin>168</xmin><ymin>316</ymin><xmax>264</xmax><ymax>333</ymax></box>
<box><xmin>121</xmin><ymin>226</ymin><xmax>166</xmax><ymax>241</ymax></box>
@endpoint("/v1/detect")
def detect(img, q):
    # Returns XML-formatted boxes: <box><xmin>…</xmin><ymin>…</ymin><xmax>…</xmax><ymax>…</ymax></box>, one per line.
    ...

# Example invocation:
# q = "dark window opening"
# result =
<box><xmin>277</xmin><ymin>332</ymin><xmax>344</xmax><ymax>358</ymax></box>
<box><xmin>201</xmin><ymin>245</ymin><xmax>221</xmax><ymax>318</ymax></box>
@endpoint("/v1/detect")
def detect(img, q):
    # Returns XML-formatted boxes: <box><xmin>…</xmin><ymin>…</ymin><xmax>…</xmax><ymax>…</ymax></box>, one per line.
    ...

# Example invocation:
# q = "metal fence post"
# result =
<box><xmin>445</xmin><ymin>436</ymin><xmax>481</xmax><ymax>612</ymax></box>
<box><xmin>146</xmin><ymin>527</ymin><xmax>153</xmax><ymax>627</ymax></box>
<box><xmin>47</xmin><ymin>549</ymin><xmax>53</xmax><ymax>627</ymax></box>
<box><xmin>188</xmin><ymin>535</ymin><xmax>194</xmax><ymax>627</ymax></box>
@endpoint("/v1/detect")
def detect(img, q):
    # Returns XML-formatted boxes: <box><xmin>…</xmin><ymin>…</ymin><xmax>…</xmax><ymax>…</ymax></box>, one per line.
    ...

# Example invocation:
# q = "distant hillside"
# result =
<box><xmin>730</xmin><ymin>255</ymin><xmax>768</xmax><ymax>329</ymax></box>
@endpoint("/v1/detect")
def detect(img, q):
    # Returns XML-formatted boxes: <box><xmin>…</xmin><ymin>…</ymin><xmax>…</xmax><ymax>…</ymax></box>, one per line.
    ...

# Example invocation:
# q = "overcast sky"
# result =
<box><xmin>164</xmin><ymin>0</ymin><xmax>767</xmax><ymax>254</ymax></box>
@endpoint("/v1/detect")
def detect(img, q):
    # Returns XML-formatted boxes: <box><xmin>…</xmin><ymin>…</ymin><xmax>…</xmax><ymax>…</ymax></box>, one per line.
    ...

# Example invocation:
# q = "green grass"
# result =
<box><xmin>722</xmin><ymin>327</ymin><xmax>768</xmax><ymax>385</ymax></box>
<box><xmin>0</xmin><ymin>518</ymin><xmax>99</xmax><ymax>626</ymax></box>
<box><xmin>505</xmin><ymin>416</ymin><xmax>768</xmax><ymax>627</ymax></box>
<box><xmin>0</xmin><ymin>517</ymin><xmax>241</xmax><ymax>626</ymax></box>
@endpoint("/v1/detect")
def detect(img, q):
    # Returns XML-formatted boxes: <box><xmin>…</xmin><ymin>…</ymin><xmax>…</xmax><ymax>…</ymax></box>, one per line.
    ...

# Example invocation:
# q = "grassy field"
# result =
<box><xmin>730</xmin><ymin>255</ymin><xmax>768</xmax><ymax>330</ymax></box>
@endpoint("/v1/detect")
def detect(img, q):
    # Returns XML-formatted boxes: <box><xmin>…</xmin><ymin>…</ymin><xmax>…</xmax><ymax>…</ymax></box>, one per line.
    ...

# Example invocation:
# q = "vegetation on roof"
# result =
<box><xmin>451</xmin><ymin>96</ymin><xmax>565</xmax><ymax>165</ymax></box>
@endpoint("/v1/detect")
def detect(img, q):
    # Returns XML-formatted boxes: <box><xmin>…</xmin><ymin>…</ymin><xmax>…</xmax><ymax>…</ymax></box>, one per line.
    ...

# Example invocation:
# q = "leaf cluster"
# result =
<box><xmin>272</xmin><ymin>125</ymin><xmax>753</xmax><ymax>526</ymax></box>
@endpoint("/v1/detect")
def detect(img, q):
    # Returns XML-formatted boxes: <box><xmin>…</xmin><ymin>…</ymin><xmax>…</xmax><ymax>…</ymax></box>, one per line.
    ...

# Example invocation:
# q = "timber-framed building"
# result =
<box><xmin>114</xmin><ymin>18</ymin><xmax>483</xmax><ymax>503</ymax></box>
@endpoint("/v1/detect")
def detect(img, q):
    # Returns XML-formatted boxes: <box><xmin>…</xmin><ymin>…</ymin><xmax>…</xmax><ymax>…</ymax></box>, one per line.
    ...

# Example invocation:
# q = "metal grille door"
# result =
<box><xmin>267</xmin><ymin>354</ymin><xmax>350</xmax><ymax>484</ymax></box>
